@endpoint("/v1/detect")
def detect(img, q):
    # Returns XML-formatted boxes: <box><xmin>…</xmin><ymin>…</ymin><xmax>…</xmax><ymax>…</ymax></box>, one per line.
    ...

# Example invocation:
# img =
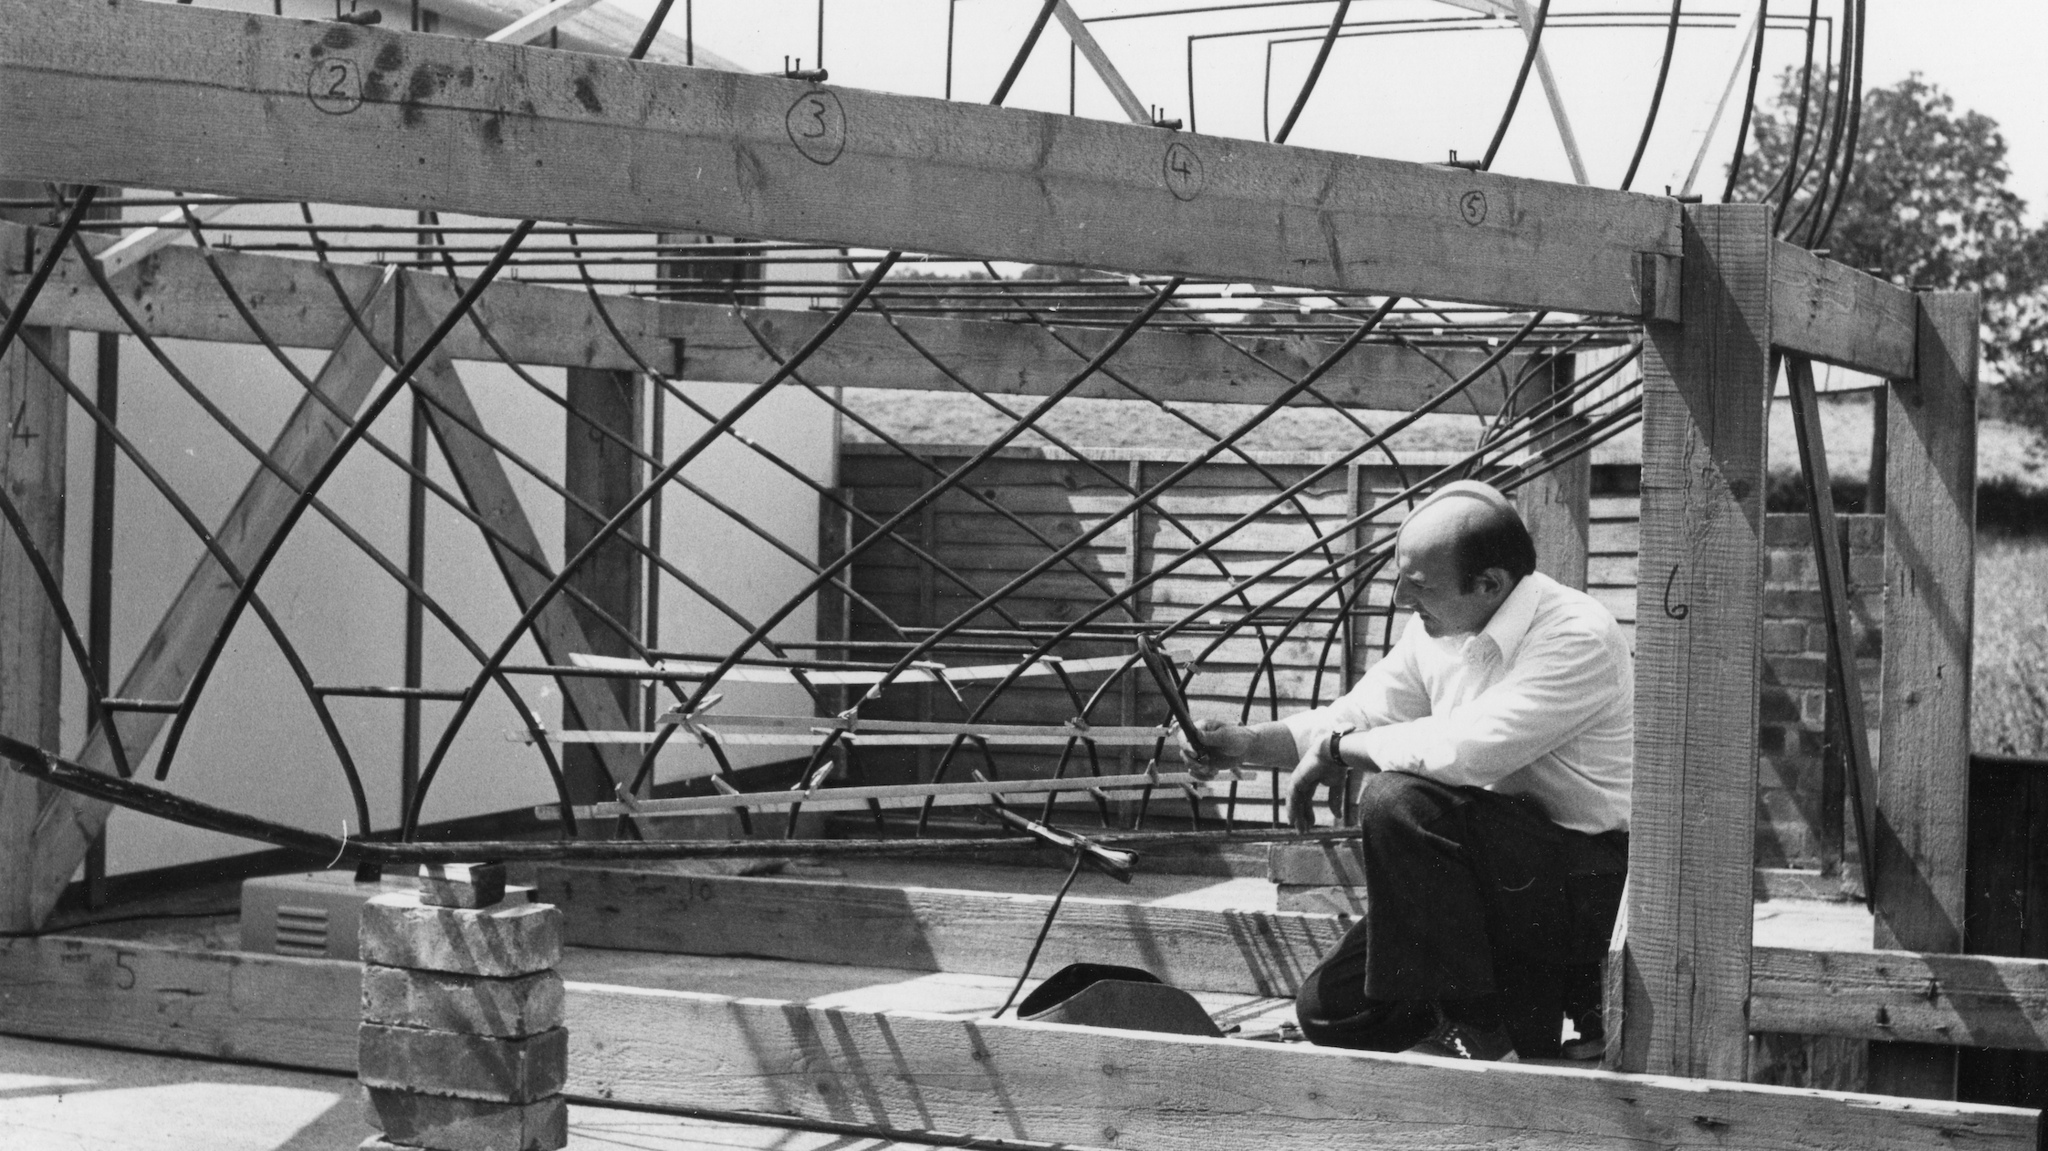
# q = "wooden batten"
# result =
<box><xmin>1771</xmin><ymin>243</ymin><xmax>1918</xmax><ymax>380</ymax></box>
<box><xmin>3</xmin><ymin>222</ymin><xmax>1517</xmax><ymax>414</ymax></box>
<box><xmin>0</xmin><ymin>0</ymin><xmax>1679</xmax><ymax>315</ymax></box>
<box><xmin>1</xmin><ymin>933</ymin><xmax>2038</xmax><ymax>1151</ymax></box>
<box><xmin>1614</xmin><ymin>205</ymin><xmax>1774</xmax><ymax>1080</ymax></box>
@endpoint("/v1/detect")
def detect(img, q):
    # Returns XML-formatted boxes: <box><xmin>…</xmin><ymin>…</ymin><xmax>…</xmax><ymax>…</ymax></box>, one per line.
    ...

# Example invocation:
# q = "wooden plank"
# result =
<box><xmin>397</xmin><ymin>0</ymin><xmax>745</xmax><ymax>72</ymax></box>
<box><xmin>0</xmin><ymin>935</ymin><xmax>359</xmax><ymax>1072</ymax></box>
<box><xmin>1267</xmin><ymin>842</ymin><xmax>1367</xmax><ymax>887</ymax></box>
<box><xmin>8</xmin><ymin>222</ymin><xmax>1516</xmax><ymax>413</ymax></box>
<box><xmin>407</xmin><ymin>336</ymin><xmax>643</xmax><ymax>797</ymax></box>
<box><xmin>1771</xmin><ymin>243</ymin><xmax>1917</xmax><ymax>380</ymax></box>
<box><xmin>567</xmin><ymin>981</ymin><xmax>2040</xmax><ymax>1151</ymax></box>
<box><xmin>562</xmin><ymin>366</ymin><xmax>642</xmax><ymax>803</ymax></box>
<box><xmin>482</xmin><ymin>0</ymin><xmax>604</xmax><ymax>45</ymax></box>
<box><xmin>1613</xmin><ymin>205</ymin><xmax>1774</xmax><ymax>1080</ymax></box>
<box><xmin>0</xmin><ymin>325</ymin><xmax>68</xmax><ymax>933</ymax></box>
<box><xmin>1869</xmin><ymin>292</ymin><xmax>1980</xmax><ymax>1100</ymax></box>
<box><xmin>1513</xmin><ymin>351</ymin><xmax>1591</xmax><ymax>589</ymax></box>
<box><xmin>4</xmin><ymin>932</ymin><xmax>2038</xmax><ymax>1150</ymax></box>
<box><xmin>1752</xmin><ymin>945</ymin><xmax>2048</xmax><ymax>1051</ymax></box>
<box><xmin>23</xmin><ymin>271</ymin><xmax>399</xmax><ymax>928</ymax></box>
<box><xmin>0</xmin><ymin>0</ymin><xmax>1682</xmax><ymax>315</ymax></box>
<box><xmin>537</xmin><ymin>865</ymin><xmax>1347</xmax><ymax>996</ymax></box>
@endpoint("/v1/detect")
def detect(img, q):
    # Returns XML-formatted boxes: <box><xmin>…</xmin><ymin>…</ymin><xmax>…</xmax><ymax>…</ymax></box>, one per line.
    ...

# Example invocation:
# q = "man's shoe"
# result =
<box><xmin>1402</xmin><ymin>1015</ymin><xmax>1520</xmax><ymax>1062</ymax></box>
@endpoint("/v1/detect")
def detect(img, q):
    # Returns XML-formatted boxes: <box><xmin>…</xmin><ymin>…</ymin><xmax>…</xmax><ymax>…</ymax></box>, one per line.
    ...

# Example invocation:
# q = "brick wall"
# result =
<box><xmin>1757</xmin><ymin>513</ymin><xmax>1884</xmax><ymax>870</ymax></box>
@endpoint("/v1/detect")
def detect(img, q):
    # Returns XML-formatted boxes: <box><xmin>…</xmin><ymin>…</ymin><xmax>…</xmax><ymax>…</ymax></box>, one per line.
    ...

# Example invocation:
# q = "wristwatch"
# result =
<box><xmin>1323</xmin><ymin>723</ymin><xmax>1356</xmax><ymax>767</ymax></box>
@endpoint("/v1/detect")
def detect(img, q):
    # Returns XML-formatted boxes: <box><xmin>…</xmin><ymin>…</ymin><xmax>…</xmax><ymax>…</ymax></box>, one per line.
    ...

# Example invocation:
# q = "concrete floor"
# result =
<box><xmin>0</xmin><ymin>1035</ymin><xmax>933</xmax><ymax>1151</ymax></box>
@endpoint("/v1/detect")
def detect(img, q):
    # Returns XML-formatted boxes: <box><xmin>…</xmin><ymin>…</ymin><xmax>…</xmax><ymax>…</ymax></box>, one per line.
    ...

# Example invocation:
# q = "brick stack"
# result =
<box><xmin>357</xmin><ymin>863</ymin><xmax>568</xmax><ymax>1151</ymax></box>
<box><xmin>1758</xmin><ymin>513</ymin><xmax>1885</xmax><ymax>871</ymax></box>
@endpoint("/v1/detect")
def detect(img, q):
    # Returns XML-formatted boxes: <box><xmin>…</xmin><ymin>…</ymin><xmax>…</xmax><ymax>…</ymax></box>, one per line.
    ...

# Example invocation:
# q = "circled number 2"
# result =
<box><xmin>308</xmin><ymin>58</ymin><xmax>364</xmax><ymax>115</ymax></box>
<box><xmin>1459</xmin><ymin>190</ymin><xmax>1487</xmax><ymax>226</ymax></box>
<box><xmin>786</xmin><ymin>90</ymin><xmax>847</xmax><ymax>165</ymax></box>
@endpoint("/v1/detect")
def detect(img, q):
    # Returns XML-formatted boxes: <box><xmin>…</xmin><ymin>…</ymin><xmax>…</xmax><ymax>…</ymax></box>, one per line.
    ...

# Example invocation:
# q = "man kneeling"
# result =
<box><xmin>1181</xmin><ymin>481</ymin><xmax>1631</xmax><ymax>1061</ymax></box>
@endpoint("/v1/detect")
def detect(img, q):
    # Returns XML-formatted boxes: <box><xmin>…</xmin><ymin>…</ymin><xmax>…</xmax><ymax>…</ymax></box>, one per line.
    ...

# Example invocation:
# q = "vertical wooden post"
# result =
<box><xmin>1515</xmin><ymin>352</ymin><xmax>1591</xmax><ymax>590</ymax></box>
<box><xmin>1867</xmin><ymin>291</ymin><xmax>1978</xmax><ymax>1099</ymax></box>
<box><xmin>563</xmin><ymin>368</ymin><xmax>643</xmax><ymax>804</ymax></box>
<box><xmin>1611</xmin><ymin>204</ymin><xmax>1773</xmax><ymax>1081</ymax></box>
<box><xmin>0</xmin><ymin>324</ymin><xmax>68</xmax><ymax>932</ymax></box>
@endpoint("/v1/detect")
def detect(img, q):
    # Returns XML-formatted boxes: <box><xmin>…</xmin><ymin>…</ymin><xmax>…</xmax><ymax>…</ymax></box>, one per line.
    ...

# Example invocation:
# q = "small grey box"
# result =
<box><xmin>241</xmin><ymin>871</ymin><xmax>531</xmax><ymax>960</ymax></box>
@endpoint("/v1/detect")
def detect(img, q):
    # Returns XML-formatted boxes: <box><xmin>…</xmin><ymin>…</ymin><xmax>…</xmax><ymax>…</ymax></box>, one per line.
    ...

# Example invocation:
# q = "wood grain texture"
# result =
<box><xmin>6</xmin><ymin>221</ymin><xmax>1516</xmax><ymax>412</ymax></box>
<box><xmin>565</xmin><ymin>980</ymin><xmax>2040</xmax><ymax>1151</ymax></box>
<box><xmin>1870</xmin><ymin>292</ymin><xmax>1980</xmax><ymax>1099</ymax></box>
<box><xmin>1771</xmin><ymin>243</ymin><xmax>1917</xmax><ymax>380</ymax></box>
<box><xmin>1514</xmin><ymin>352</ymin><xmax>1592</xmax><ymax>589</ymax></box>
<box><xmin>0</xmin><ymin>935</ymin><xmax>359</xmax><ymax>1070</ymax></box>
<box><xmin>0</xmin><ymin>0</ymin><xmax>1680</xmax><ymax>314</ymax></box>
<box><xmin>562</xmin><ymin>366</ymin><xmax>642</xmax><ymax>803</ymax></box>
<box><xmin>537</xmin><ymin>864</ymin><xmax>1348</xmax><ymax>996</ymax></box>
<box><xmin>0</xmin><ymin>326</ymin><xmax>68</xmax><ymax>932</ymax></box>
<box><xmin>1753</xmin><ymin>945</ymin><xmax>2048</xmax><ymax>1051</ymax></box>
<box><xmin>409</xmin><ymin>342</ymin><xmax>643</xmax><ymax>796</ymax></box>
<box><xmin>1615</xmin><ymin>205</ymin><xmax>1774</xmax><ymax>1081</ymax></box>
<box><xmin>24</xmin><ymin>273</ymin><xmax>398</xmax><ymax>928</ymax></box>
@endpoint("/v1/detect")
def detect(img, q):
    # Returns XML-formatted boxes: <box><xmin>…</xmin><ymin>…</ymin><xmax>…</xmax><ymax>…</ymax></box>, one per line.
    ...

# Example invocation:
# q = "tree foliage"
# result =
<box><xmin>1734</xmin><ymin>72</ymin><xmax>2048</xmax><ymax>455</ymax></box>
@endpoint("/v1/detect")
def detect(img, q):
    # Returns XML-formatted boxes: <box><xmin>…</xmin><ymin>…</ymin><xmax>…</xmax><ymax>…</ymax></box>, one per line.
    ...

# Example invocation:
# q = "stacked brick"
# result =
<box><xmin>1757</xmin><ymin>513</ymin><xmax>1885</xmax><ymax>870</ymax></box>
<box><xmin>357</xmin><ymin>863</ymin><xmax>569</xmax><ymax>1151</ymax></box>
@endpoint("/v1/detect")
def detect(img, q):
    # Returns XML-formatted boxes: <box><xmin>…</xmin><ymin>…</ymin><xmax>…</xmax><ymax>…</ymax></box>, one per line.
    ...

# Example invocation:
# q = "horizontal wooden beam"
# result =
<box><xmin>0</xmin><ymin>0</ymin><xmax>1681</xmax><ymax>315</ymax></box>
<box><xmin>1752</xmin><ymin>945</ymin><xmax>2048</xmax><ymax>1051</ymax></box>
<box><xmin>1771</xmin><ymin>242</ymin><xmax>1917</xmax><ymax>379</ymax></box>
<box><xmin>1</xmin><ymin>222</ymin><xmax>1514</xmax><ymax>412</ymax></box>
<box><xmin>538</xmin><ymin>865</ymin><xmax>1343</xmax><ymax>996</ymax></box>
<box><xmin>3</xmin><ymin>934</ymin><xmax>2033</xmax><ymax>1151</ymax></box>
<box><xmin>573</xmin><ymin>981</ymin><xmax>2036</xmax><ymax>1151</ymax></box>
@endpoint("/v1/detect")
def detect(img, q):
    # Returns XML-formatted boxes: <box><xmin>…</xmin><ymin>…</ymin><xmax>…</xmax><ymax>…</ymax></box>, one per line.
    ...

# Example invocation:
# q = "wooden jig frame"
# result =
<box><xmin>0</xmin><ymin>0</ymin><xmax>2023</xmax><ymax>1142</ymax></box>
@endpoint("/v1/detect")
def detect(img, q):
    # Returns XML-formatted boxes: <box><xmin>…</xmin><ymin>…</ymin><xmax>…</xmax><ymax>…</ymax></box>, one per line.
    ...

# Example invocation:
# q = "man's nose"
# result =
<box><xmin>1392</xmin><ymin>574</ymin><xmax>1416</xmax><ymax>607</ymax></box>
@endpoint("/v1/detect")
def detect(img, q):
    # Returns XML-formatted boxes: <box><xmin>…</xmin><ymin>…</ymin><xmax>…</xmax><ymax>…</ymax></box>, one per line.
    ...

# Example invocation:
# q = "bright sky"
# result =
<box><xmin>620</xmin><ymin>0</ymin><xmax>2048</xmax><ymax>219</ymax></box>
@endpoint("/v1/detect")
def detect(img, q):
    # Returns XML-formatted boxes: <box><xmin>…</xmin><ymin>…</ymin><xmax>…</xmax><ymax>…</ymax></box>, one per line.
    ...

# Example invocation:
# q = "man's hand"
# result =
<box><xmin>1176</xmin><ymin>718</ymin><xmax>1252</xmax><ymax>781</ymax></box>
<box><xmin>1286</xmin><ymin>746</ymin><xmax>1340</xmax><ymax>834</ymax></box>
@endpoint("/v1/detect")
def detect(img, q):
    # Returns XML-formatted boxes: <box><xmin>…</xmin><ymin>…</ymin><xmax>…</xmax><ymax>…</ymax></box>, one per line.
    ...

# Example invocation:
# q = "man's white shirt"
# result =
<box><xmin>1283</xmin><ymin>570</ymin><xmax>1633</xmax><ymax>834</ymax></box>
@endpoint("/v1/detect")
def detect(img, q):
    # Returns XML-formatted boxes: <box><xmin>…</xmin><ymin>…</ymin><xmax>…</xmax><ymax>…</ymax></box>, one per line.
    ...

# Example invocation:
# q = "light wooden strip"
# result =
<box><xmin>541</xmin><ymin>730</ymin><xmax>1169</xmax><ymax>747</ymax></box>
<box><xmin>26</xmin><ymin>271</ymin><xmax>401</xmax><ymax>928</ymax></box>
<box><xmin>482</xmin><ymin>0</ymin><xmax>603</xmax><ymax>44</ymax></box>
<box><xmin>1672</xmin><ymin>0</ymin><xmax>1766</xmax><ymax>198</ymax></box>
<box><xmin>1868</xmin><ymin>292</ymin><xmax>1980</xmax><ymax>1098</ymax></box>
<box><xmin>1509</xmin><ymin>0</ymin><xmax>1590</xmax><ymax>185</ymax></box>
<box><xmin>7</xmin><ymin>222</ymin><xmax>1520</xmax><ymax>413</ymax></box>
<box><xmin>1053</xmin><ymin>1</ymin><xmax>1150</xmax><ymax>125</ymax></box>
<box><xmin>540</xmin><ymin>864</ymin><xmax>1349</xmax><ymax>996</ymax></box>
<box><xmin>93</xmin><ymin>199</ymin><xmax>233</xmax><ymax>277</ymax></box>
<box><xmin>568</xmin><ymin>652</ymin><xmax>1140</xmax><ymax>685</ymax></box>
<box><xmin>409</xmin><ymin>338</ymin><xmax>644</xmax><ymax>795</ymax></box>
<box><xmin>565</xmin><ymin>980</ymin><xmax>2039</xmax><ymax>1151</ymax></box>
<box><xmin>0</xmin><ymin>1</ymin><xmax>1682</xmax><ymax>315</ymax></box>
<box><xmin>568</xmin><ymin>769</ymin><xmax>1243</xmax><ymax>819</ymax></box>
<box><xmin>2</xmin><ymin>934</ymin><xmax>2036</xmax><ymax>1149</ymax></box>
<box><xmin>411</xmin><ymin>0</ymin><xmax>745</xmax><ymax>71</ymax></box>
<box><xmin>1615</xmin><ymin>206</ymin><xmax>1773</xmax><ymax>1080</ymax></box>
<box><xmin>1771</xmin><ymin>242</ymin><xmax>1917</xmax><ymax>379</ymax></box>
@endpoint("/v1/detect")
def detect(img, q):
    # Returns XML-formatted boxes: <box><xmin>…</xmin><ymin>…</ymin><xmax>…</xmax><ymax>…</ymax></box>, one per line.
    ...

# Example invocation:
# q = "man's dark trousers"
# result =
<box><xmin>1295</xmin><ymin>771</ymin><xmax>1627</xmax><ymax>1056</ymax></box>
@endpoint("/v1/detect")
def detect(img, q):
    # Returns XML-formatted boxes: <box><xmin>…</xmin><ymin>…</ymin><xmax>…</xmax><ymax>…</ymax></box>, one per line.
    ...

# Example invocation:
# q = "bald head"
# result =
<box><xmin>1391</xmin><ymin>481</ymin><xmax>1537</xmax><ymax>636</ymax></box>
<box><xmin>1403</xmin><ymin>481</ymin><xmax>1536</xmax><ymax>590</ymax></box>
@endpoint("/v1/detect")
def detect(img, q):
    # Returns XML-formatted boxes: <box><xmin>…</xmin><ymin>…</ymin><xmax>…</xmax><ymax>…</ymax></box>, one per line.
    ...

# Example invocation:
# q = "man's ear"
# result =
<box><xmin>1474</xmin><ymin>567</ymin><xmax>1513</xmax><ymax>603</ymax></box>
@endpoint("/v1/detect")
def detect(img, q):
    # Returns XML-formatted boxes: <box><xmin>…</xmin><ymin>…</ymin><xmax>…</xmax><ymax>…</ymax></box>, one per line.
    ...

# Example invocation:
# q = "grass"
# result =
<box><xmin>1974</xmin><ymin>535</ymin><xmax>2048</xmax><ymax>758</ymax></box>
